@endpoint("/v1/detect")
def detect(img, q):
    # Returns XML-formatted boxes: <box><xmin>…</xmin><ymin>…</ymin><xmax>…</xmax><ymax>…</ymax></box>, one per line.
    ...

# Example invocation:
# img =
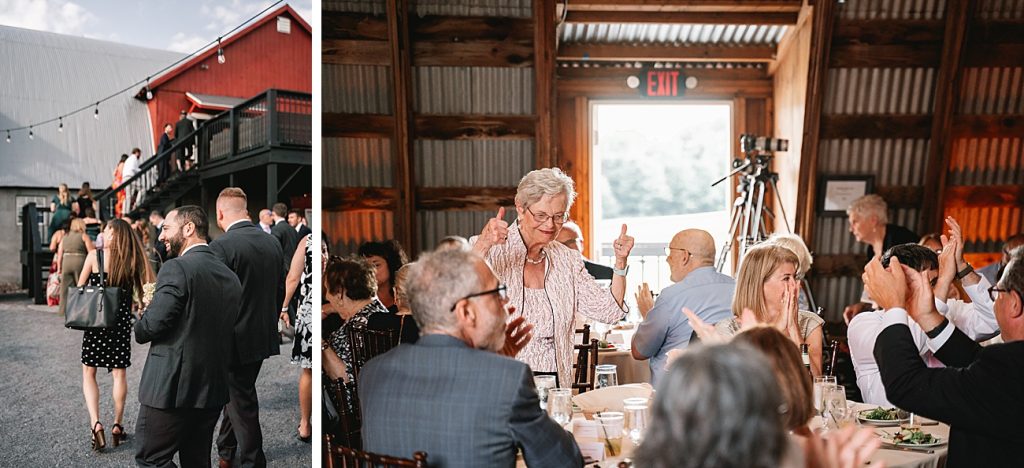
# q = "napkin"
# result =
<box><xmin>572</xmin><ymin>383</ymin><xmax>654</xmax><ymax>413</ymax></box>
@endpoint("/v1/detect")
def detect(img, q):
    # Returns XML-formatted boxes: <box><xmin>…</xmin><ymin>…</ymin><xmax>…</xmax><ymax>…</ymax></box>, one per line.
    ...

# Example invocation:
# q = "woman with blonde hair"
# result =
<box><xmin>715</xmin><ymin>243</ymin><xmax>824</xmax><ymax>376</ymax></box>
<box><xmin>49</xmin><ymin>182</ymin><xmax>75</xmax><ymax>239</ymax></box>
<box><xmin>76</xmin><ymin>218</ymin><xmax>154</xmax><ymax>451</ymax></box>
<box><xmin>56</xmin><ymin>218</ymin><xmax>95</xmax><ymax>315</ymax></box>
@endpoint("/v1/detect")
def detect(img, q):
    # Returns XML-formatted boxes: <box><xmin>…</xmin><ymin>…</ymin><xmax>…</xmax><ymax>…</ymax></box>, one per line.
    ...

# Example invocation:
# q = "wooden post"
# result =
<box><xmin>387</xmin><ymin>0</ymin><xmax>416</xmax><ymax>255</ymax></box>
<box><xmin>920</xmin><ymin>0</ymin><xmax>972</xmax><ymax>233</ymax></box>
<box><xmin>534</xmin><ymin>0</ymin><xmax>556</xmax><ymax>168</ymax></box>
<box><xmin>267</xmin><ymin>163</ymin><xmax>278</xmax><ymax>209</ymax></box>
<box><xmin>795</xmin><ymin>0</ymin><xmax>837</xmax><ymax>246</ymax></box>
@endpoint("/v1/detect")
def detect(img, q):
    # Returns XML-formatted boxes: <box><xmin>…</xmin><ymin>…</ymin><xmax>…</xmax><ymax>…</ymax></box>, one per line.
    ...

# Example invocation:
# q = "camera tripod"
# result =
<box><xmin>712</xmin><ymin>153</ymin><xmax>791</xmax><ymax>272</ymax></box>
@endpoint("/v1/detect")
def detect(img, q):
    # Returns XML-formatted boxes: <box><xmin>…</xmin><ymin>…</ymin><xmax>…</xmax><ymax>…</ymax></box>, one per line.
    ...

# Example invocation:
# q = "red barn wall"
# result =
<box><xmin>145</xmin><ymin>13</ymin><xmax>312</xmax><ymax>151</ymax></box>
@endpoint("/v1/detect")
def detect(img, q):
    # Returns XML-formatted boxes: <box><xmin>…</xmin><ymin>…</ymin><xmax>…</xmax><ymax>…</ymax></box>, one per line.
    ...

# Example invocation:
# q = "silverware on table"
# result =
<box><xmin>879</xmin><ymin>443</ymin><xmax>936</xmax><ymax>454</ymax></box>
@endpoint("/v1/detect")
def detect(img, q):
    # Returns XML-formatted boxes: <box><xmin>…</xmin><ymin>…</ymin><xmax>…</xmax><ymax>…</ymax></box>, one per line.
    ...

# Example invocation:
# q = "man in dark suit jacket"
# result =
<box><xmin>360</xmin><ymin>249</ymin><xmax>582</xmax><ymax>468</ymax></box>
<box><xmin>288</xmin><ymin>209</ymin><xmax>312</xmax><ymax>240</ymax></box>
<box><xmin>135</xmin><ymin>205</ymin><xmax>242</xmax><ymax>468</ymax></box>
<box><xmin>174</xmin><ymin>111</ymin><xmax>195</xmax><ymax>171</ymax></box>
<box><xmin>210</xmin><ymin>188</ymin><xmax>286</xmax><ymax>468</ymax></box>
<box><xmin>865</xmin><ymin>248</ymin><xmax>1024</xmax><ymax>467</ymax></box>
<box><xmin>270</xmin><ymin>203</ymin><xmax>299</xmax><ymax>266</ymax></box>
<box><xmin>156</xmin><ymin>123</ymin><xmax>174</xmax><ymax>185</ymax></box>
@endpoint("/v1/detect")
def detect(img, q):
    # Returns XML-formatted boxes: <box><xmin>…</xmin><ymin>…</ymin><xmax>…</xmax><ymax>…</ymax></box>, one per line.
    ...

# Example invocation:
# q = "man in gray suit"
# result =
<box><xmin>360</xmin><ymin>249</ymin><xmax>583</xmax><ymax>468</ymax></box>
<box><xmin>135</xmin><ymin>206</ymin><xmax>242</xmax><ymax>467</ymax></box>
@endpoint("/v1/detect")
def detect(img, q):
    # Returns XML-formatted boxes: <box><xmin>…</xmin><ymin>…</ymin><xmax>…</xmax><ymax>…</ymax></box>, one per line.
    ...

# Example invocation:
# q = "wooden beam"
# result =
<box><xmin>322</xmin><ymin>113</ymin><xmax>394</xmax><ymax>138</ymax></box>
<box><xmin>557</xmin><ymin>66</ymin><xmax>767</xmax><ymax>80</ymax></box>
<box><xmin>414</xmin><ymin>115</ymin><xmax>537</xmax><ymax>140</ymax></box>
<box><xmin>322</xmin><ymin>39</ymin><xmax>390</xmax><ymax>65</ymax></box>
<box><xmin>323</xmin><ymin>187</ymin><xmax>398</xmax><ymax>211</ymax></box>
<box><xmin>921</xmin><ymin>0</ymin><xmax>972</xmax><ymax>233</ymax></box>
<box><xmin>565</xmin><ymin>0</ymin><xmax>803</xmax><ymax>13</ymax></box>
<box><xmin>322</xmin><ymin>11</ymin><xmax>388</xmax><ymax>40</ymax></box>
<box><xmin>795</xmin><ymin>0</ymin><xmax>836</xmax><ymax>244</ymax></box>
<box><xmin>558</xmin><ymin>43</ymin><xmax>777</xmax><ymax>62</ymax></box>
<box><xmin>963</xmin><ymin>43</ymin><xmax>1024</xmax><ymax>67</ymax></box>
<box><xmin>811</xmin><ymin>254</ymin><xmax>870</xmax><ymax>278</ymax></box>
<box><xmin>535</xmin><ymin>0</ymin><xmax>557</xmax><ymax>168</ymax></box>
<box><xmin>829</xmin><ymin>44</ymin><xmax>939</xmax><ymax>67</ymax></box>
<box><xmin>387</xmin><ymin>0</ymin><xmax>417</xmax><ymax>256</ymax></box>
<box><xmin>564</xmin><ymin>10</ymin><xmax>798</xmax><ymax>24</ymax></box>
<box><xmin>952</xmin><ymin>114</ymin><xmax>1024</xmax><ymax>137</ymax></box>
<box><xmin>831</xmin><ymin>20</ymin><xmax>943</xmax><ymax>46</ymax></box>
<box><xmin>413</xmin><ymin>15</ymin><xmax>533</xmax><ymax>42</ymax></box>
<box><xmin>944</xmin><ymin>185</ymin><xmax>1024</xmax><ymax>208</ymax></box>
<box><xmin>557</xmin><ymin>76</ymin><xmax>773</xmax><ymax>98</ymax></box>
<box><xmin>415</xmin><ymin>187</ymin><xmax>518</xmax><ymax>211</ymax></box>
<box><xmin>819</xmin><ymin>115</ymin><xmax>932</xmax><ymax>139</ymax></box>
<box><xmin>968</xmin><ymin>20</ymin><xmax>1024</xmax><ymax>45</ymax></box>
<box><xmin>414</xmin><ymin>41</ymin><xmax>533</xmax><ymax>67</ymax></box>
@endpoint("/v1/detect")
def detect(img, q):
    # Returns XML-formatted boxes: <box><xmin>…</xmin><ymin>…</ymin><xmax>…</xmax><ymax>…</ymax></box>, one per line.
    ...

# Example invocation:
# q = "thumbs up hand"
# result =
<box><xmin>477</xmin><ymin>207</ymin><xmax>510</xmax><ymax>253</ymax></box>
<box><xmin>613</xmin><ymin>224</ymin><xmax>634</xmax><ymax>262</ymax></box>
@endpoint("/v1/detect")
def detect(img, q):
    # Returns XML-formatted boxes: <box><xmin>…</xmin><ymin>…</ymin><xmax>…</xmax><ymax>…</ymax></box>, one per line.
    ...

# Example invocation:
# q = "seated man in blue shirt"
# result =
<box><xmin>631</xmin><ymin>229</ymin><xmax>735</xmax><ymax>385</ymax></box>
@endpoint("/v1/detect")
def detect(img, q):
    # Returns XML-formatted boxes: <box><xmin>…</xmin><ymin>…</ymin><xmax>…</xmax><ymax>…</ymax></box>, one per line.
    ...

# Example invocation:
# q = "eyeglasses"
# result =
<box><xmin>450</xmin><ymin>284</ymin><xmax>508</xmax><ymax>311</ymax></box>
<box><xmin>664</xmin><ymin>246</ymin><xmax>689</xmax><ymax>257</ymax></box>
<box><xmin>526</xmin><ymin>207</ymin><xmax>569</xmax><ymax>225</ymax></box>
<box><xmin>988</xmin><ymin>286</ymin><xmax>1014</xmax><ymax>301</ymax></box>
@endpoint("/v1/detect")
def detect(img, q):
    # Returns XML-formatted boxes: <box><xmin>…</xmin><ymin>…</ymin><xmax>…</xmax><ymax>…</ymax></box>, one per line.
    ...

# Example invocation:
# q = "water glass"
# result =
<box><xmin>594</xmin><ymin>411</ymin><xmax>624</xmax><ymax>457</ymax></box>
<box><xmin>812</xmin><ymin>376</ymin><xmax>837</xmax><ymax>416</ymax></box>
<box><xmin>622</xmin><ymin>397</ymin><xmax>649</xmax><ymax>446</ymax></box>
<box><xmin>548</xmin><ymin>388</ymin><xmax>573</xmax><ymax>427</ymax></box>
<box><xmin>534</xmin><ymin>375</ymin><xmax>556</xmax><ymax>410</ymax></box>
<box><xmin>595</xmin><ymin>364</ymin><xmax>618</xmax><ymax>389</ymax></box>
<box><xmin>822</xmin><ymin>384</ymin><xmax>848</xmax><ymax>431</ymax></box>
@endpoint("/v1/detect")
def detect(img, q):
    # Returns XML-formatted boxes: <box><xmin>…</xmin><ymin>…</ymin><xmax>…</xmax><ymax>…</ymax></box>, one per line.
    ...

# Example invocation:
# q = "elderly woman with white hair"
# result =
<box><xmin>844</xmin><ymin>194</ymin><xmax>919</xmax><ymax>321</ymax></box>
<box><xmin>473</xmin><ymin>167</ymin><xmax>633</xmax><ymax>387</ymax></box>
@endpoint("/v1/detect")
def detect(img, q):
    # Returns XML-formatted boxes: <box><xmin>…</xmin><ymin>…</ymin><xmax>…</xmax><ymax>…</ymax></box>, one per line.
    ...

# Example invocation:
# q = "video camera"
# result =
<box><xmin>739</xmin><ymin>134</ymin><xmax>789</xmax><ymax>153</ymax></box>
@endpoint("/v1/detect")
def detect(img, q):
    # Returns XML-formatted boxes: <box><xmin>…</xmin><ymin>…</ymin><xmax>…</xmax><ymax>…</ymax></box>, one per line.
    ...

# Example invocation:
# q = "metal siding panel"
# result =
<box><xmin>413</xmin><ymin>67</ymin><xmax>534</xmax><ymax>115</ymax></box>
<box><xmin>959</xmin><ymin>67</ymin><xmax>1024</xmax><ymax>115</ymax></box>
<box><xmin>323</xmin><ymin>0</ymin><xmax>386</xmax><ymax>14</ymax></box>
<box><xmin>559</xmin><ymin>23</ymin><xmax>787</xmax><ymax>46</ymax></box>
<box><xmin>326</xmin><ymin>210</ymin><xmax>395</xmax><ymax>256</ymax></box>
<box><xmin>415</xmin><ymin>140</ymin><xmax>532</xmax><ymax>187</ymax></box>
<box><xmin>0</xmin><ymin>26</ymin><xmax>185</xmax><ymax>188</ymax></box>
<box><xmin>838</xmin><ymin>0</ymin><xmax>946</xmax><ymax>19</ymax></box>
<box><xmin>324</xmin><ymin>138</ymin><xmax>393</xmax><ymax>187</ymax></box>
<box><xmin>417</xmin><ymin>210</ymin><xmax>496</xmax><ymax>253</ymax></box>
<box><xmin>413</xmin><ymin>0</ymin><xmax>532</xmax><ymax>18</ymax></box>
<box><xmin>323</xmin><ymin>64</ymin><xmax>393</xmax><ymax>114</ymax></box>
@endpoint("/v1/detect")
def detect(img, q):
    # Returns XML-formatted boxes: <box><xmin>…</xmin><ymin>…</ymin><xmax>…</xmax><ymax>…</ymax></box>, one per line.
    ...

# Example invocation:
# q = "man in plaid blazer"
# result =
<box><xmin>359</xmin><ymin>249</ymin><xmax>583</xmax><ymax>467</ymax></box>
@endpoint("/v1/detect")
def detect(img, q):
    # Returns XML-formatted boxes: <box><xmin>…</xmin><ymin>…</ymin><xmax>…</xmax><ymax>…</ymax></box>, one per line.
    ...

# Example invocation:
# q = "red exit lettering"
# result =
<box><xmin>645</xmin><ymin>70</ymin><xmax>680</xmax><ymax>97</ymax></box>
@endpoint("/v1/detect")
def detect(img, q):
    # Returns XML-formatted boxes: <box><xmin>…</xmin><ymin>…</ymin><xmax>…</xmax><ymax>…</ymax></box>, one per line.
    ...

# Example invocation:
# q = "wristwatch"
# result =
<box><xmin>955</xmin><ymin>263</ymin><xmax>974</xmax><ymax>280</ymax></box>
<box><xmin>612</xmin><ymin>265</ymin><xmax>629</xmax><ymax>277</ymax></box>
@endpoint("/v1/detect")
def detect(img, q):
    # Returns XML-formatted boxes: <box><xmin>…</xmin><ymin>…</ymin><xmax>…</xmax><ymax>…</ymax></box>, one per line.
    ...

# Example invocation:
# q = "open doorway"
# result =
<box><xmin>591</xmin><ymin>101</ymin><xmax>733</xmax><ymax>300</ymax></box>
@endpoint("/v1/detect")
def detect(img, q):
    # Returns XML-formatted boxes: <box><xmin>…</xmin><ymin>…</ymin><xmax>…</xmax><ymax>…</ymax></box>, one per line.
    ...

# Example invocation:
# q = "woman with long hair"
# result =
<box><xmin>113</xmin><ymin>155</ymin><xmax>127</xmax><ymax>219</ymax></box>
<box><xmin>56</xmin><ymin>219</ymin><xmax>95</xmax><ymax>316</ymax></box>
<box><xmin>75</xmin><ymin>182</ymin><xmax>96</xmax><ymax>218</ymax></box>
<box><xmin>76</xmin><ymin>218</ymin><xmax>154</xmax><ymax>451</ymax></box>
<box><xmin>49</xmin><ymin>183</ymin><xmax>74</xmax><ymax>239</ymax></box>
<box><xmin>733</xmin><ymin>327</ymin><xmax>816</xmax><ymax>436</ymax></box>
<box><xmin>715</xmin><ymin>243</ymin><xmax>825</xmax><ymax>376</ymax></box>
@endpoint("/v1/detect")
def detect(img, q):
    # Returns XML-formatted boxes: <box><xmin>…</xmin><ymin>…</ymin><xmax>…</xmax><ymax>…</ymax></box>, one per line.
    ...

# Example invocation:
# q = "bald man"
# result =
<box><xmin>630</xmin><ymin>229</ymin><xmax>735</xmax><ymax>385</ymax></box>
<box><xmin>555</xmin><ymin>221</ymin><xmax>614</xmax><ymax>280</ymax></box>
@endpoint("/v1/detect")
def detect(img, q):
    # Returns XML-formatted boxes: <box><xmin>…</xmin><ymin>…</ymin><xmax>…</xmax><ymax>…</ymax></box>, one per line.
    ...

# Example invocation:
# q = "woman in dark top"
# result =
<box><xmin>74</xmin><ymin>182</ymin><xmax>96</xmax><ymax>218</ymax></box>
<box><xmin>358</xmin><ymin>240</ymin><xmax>408</xmax><ymax>313</ymax></box>
<box><xmin>366</xmin><ymin>263</ymin><xmax>419</xmax><ymax>344</ymax></box>
<box><xmin>48</xmin><ymin>183</ymin><xmax>74</xmax><ymax>239</ymax></box>
<box><xmin>323</xmin><ymin>256</ymin><xmax>387</xmax><ymax>384</ymax></box>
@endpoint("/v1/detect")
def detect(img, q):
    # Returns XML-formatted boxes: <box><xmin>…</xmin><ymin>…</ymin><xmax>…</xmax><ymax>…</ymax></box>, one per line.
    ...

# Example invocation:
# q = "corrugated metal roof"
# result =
<box><xmin>414</xmin><ymin>67</ymin><xmax>534</xmax><ymax>114</ymax></box>
<box><xmin>949</xmin><ymin>137</ymin><xmax>1024</xmax><ymax>186</ymax></box>
<box><xmin>323</xmin><ymin>0</ymin><xmax>386</xmax><ymax>14</ymax></box>
<box><xmin>323</xmin><ymin>0</ymin><xmax>532</xmax><ymax>17</ymax></box>
<box><xmin>0</xmin><ymin>25</ymin><xmax>185</xmax><ymax>188</ymax></box>
<box><xmin>561</xmin><ymin>23</ymin><xmax>787</xmax><ymax>46</ymax></box>
<box><xmin>326</xmin><ymin>210</ymin><xmax>395</xmax><ymax>255</ymax></box>
<box><xmin>959</xmin><ymin>67</ymin><xmax>1024</xmax><ymax>114</ymax></box>
<box><xmin>976</xmin><ymin>0</ymin><xmax>1024</xmax><ymax>19</ymax></box>
<box><xmin>837</xmin><ymin>0</ymin><xmax>947</xmax><ymax>20</ymax></box>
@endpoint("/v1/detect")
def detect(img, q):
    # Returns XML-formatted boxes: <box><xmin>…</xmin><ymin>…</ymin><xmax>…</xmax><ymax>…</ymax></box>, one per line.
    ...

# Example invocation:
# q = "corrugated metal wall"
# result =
<box><xmin>561</xmin><ymin>24</ymin><xmax>787</xmax><ymax>45</ymax></box>
<box><xmin>837</xmin><ymin>0</ymin><xmax>947</xmax><ymax>20</ymax></box>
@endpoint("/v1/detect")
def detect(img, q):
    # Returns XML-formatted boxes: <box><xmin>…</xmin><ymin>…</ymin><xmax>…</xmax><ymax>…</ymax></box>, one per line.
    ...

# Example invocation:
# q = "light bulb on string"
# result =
<box><xmin>58</xmin><ymin>117</ymin><xmax>64</xmax><ymax>132</ymax></box>
<box><xmin>29</xmin><ymin>127</ymin><xmax>34</xmax><ymax>140</ymax></box>
<box><xmin>145</xmin><ymin>78</ymin><xmax>153</xmax><ymax>100</ymax></box>
<box><xmin>94</xmin><ymin>103</ymin><xmax>100</xmax><ymax>120</ymax></box>
<box><xmin>5</xmin><ymin>131</ymin><xmax>10</xmax><ymax>143</ymax></box>
<box><xmin>217</xmin><ymin>38</ymin><xmax>226</xmax><ymax>64</ymax></box>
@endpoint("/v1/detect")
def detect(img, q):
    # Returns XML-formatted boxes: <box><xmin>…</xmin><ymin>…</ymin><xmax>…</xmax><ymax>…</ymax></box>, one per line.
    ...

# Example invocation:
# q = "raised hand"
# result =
<box><xmin>944</xmin><ymin>216</ymin><xmax>967</xmax><ymax>269</ymax></box>
<box><xmin>635</xmin><ymin>283</ymin><xmax>654</xmax><ymax>318</ymax></box>
<box><xmin>612</xmin><ymin>224</ymin><xmax>635</xmax><ymax>261</ymax></box>
<box><xmin>777</xmin><ymin>281</ymin><xmax>802</xmax><ymax>345</ymax></box>
<box><xmin>902</xmin><ymin>264</ymin><xmax>944</xmax><ymax>331</ymax></box>
<box><xmin>476</xmin><ymin>207</ymin><xmax>510</xmax><ymax>254</ymax></box>
<box><xmin>500</xmin><ymin>312</ymin><xmax>534</xmax><ymax>358</ymax></box>
<box><xmin>862</xmin><ymin>257</ymin><xmax>908</xmax><ymax>312</ymax></box>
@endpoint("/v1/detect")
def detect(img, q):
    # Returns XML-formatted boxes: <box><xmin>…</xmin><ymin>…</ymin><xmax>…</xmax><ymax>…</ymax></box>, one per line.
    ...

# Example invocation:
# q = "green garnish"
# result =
<box><xmin>862</xmin><ymin>407</ymin><xmax>900</xmax><ymax>420</ymax></box>
<box><xmin>892</xmin><ymin>428</ymin><xmax>937</xmax><ymax>445</ymax></box>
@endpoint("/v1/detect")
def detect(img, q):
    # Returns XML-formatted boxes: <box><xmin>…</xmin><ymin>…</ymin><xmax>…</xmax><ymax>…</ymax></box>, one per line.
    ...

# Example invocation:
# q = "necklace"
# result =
<box><xmin>525</xmin><ymin>248</ymin><xmax>546</xmax><ymax>265</ymax></box>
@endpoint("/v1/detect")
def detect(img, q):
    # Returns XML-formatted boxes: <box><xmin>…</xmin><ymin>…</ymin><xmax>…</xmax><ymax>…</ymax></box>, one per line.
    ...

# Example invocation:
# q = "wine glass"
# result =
<box><xmin>534</xmin><ymin>375</ymin><xmax>556</xmax><ymax>410</ymax></box>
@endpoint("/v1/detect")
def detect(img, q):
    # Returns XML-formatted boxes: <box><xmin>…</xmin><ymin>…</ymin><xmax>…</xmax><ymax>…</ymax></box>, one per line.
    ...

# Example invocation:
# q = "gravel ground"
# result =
<box><xmin>0</xmin><ymin>294</ymin><xmax>313</xmax><ymax>467</ymax></box>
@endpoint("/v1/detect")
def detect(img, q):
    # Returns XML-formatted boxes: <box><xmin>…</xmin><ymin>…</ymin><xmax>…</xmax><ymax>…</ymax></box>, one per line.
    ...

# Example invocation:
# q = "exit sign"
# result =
<box><xmin>642</xmin><ymin>69</ymin><xmax>683</xmax><ymax>97</ymax></box>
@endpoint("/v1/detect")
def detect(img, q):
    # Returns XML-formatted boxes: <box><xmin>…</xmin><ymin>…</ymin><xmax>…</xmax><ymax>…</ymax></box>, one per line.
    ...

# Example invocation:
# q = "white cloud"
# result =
<box><xmin>0</xmin><ymin>0</ymin><xmax>96</xmax><ymax>35</ymax></box>
<box><xmin>167</xmin><ymin>31</ymin><xmax>213</xmax><ymax>54</ymax></box>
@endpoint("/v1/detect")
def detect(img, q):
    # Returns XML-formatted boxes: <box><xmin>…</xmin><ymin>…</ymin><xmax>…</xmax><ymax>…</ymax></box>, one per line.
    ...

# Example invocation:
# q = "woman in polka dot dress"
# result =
<box><xmin>76</xmin><ymin>218</ymin><xmax>154</xmax><ymax>451</ymax></box>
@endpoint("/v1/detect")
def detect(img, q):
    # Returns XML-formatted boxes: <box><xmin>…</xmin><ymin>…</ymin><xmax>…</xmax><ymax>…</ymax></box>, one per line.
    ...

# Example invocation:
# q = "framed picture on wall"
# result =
<box><xmin>817</xmin><ymin>175</ymin><xmax>874</xmax><ymax>217</ymax></box>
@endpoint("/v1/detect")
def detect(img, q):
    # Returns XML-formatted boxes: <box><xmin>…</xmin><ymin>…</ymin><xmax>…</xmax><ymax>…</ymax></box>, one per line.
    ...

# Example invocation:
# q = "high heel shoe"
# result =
<box><xmin>111</xmin><ymin>423</ymin><xmax>127</xmax><ymax>447</ymax></box>
<box><xmin>296</xmin><ymin>426</ymin><xmax>311</xmax><ymax>443</ymax></box>
<box><xmin>91</xmin><ymin>421</ymin><xmax>106</xmax><ymax>451</ymax></box>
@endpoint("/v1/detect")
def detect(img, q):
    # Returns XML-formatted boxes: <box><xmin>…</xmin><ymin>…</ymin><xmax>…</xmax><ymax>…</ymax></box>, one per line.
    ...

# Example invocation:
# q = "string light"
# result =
<box><xmin>28</xmin><ymin>126</ymin><xmax>34</xmax><ymax>140</ymax></box>
<box><xmin>217</xmin><ymin>38</ymin><xmax>226</xmax><ymax>64</ymax></box>
<box><xmin>0</xmin><ymin>0</ymin><xmax>283</xmax><ymax>138</ymax></box>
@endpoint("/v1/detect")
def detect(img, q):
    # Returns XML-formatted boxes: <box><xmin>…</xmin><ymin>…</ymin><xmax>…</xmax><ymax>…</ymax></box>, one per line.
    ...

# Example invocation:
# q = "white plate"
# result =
<box><xmin>882</xmin><ymin>436</ymin><xmax>946</xmax><ymax>448</ymax></box>
<box><xmin>857</xmin><ymin>410</ymin><xmax>907</xmax><ymax>426</ymax></box>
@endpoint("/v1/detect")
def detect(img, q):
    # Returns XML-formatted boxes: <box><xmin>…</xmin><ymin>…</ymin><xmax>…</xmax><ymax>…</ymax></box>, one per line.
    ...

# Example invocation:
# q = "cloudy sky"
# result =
<box><xmin>0</xmin><ymin>0</ymin><xmax>312</xmax><ymax>53</ymax></box>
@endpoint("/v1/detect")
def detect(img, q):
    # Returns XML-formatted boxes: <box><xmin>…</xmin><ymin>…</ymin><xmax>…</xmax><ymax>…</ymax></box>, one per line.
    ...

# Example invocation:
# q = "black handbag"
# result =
<box><xmin>65</xmin><ymin>250</ymin><xmax>121</xmax><ymax>330</ymax></box>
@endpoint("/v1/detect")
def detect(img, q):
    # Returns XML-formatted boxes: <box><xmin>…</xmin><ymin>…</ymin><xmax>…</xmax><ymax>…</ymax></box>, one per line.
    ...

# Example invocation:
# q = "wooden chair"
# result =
<box><xmin>324</xmin><ymin>434</ymin><xmax>428</xmax><ymax>468</ymax></box>
<box><xmin>325</xmin><ymin>378</ymin><xmax>362</xmax><ymax>450</ymax></box>
<box><xmin>573</xmin><ymin>338</ymin><xmax>599</xmax><ymax>393</ymax></box>
<box><xmin>574</xmin><ymin>324</ymin><xmax>591</xmax><ymax>346</ymax></box>
<box><xmin>347</xmin><ymin>325</ymin><xmax>400</xmax><ymax>379</ymax></box>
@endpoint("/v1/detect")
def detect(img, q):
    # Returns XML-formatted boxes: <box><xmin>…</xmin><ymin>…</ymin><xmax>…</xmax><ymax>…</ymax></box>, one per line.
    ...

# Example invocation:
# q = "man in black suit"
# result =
<box><xmin>156</xmin><ymin>123</ymin><xmax>174</xmax><ymax>185</ymax></box>
<box><xmin>360</xmin><ymin>249</ymin><xmax>581</xmax><ymax>467</ymax></box>
<box><xmin>135</xmin><ymin>206</ymin><xmax>242</xmax><ymax>468</ymax></box>
<box><xmin>148</xmin><ymin>210</ymin><xmax>168</xmax><ymax>262</ymax></box>
<box><xmin>174</xmin><ymin>110</ymin><xmax>195</xmax><ymax>171</ymax></box>
<box><xmin>866</xmin><ymin>246</ymin><xmax>1024</xmax><ymax>467</ymax></box>
<box><xmin>287</xmin><ymin>209</ymin><xmax>311</xmax><ymax>240</ymax></box>
<box><xmin>270</xmin><ymin>203</ymin><xmax>299</xmax><ymax>265</ymax></box>
<box><xmin>209</xmin><ymin>188</ymin><xmax>285</xmax><ymax>468</ymax></box>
